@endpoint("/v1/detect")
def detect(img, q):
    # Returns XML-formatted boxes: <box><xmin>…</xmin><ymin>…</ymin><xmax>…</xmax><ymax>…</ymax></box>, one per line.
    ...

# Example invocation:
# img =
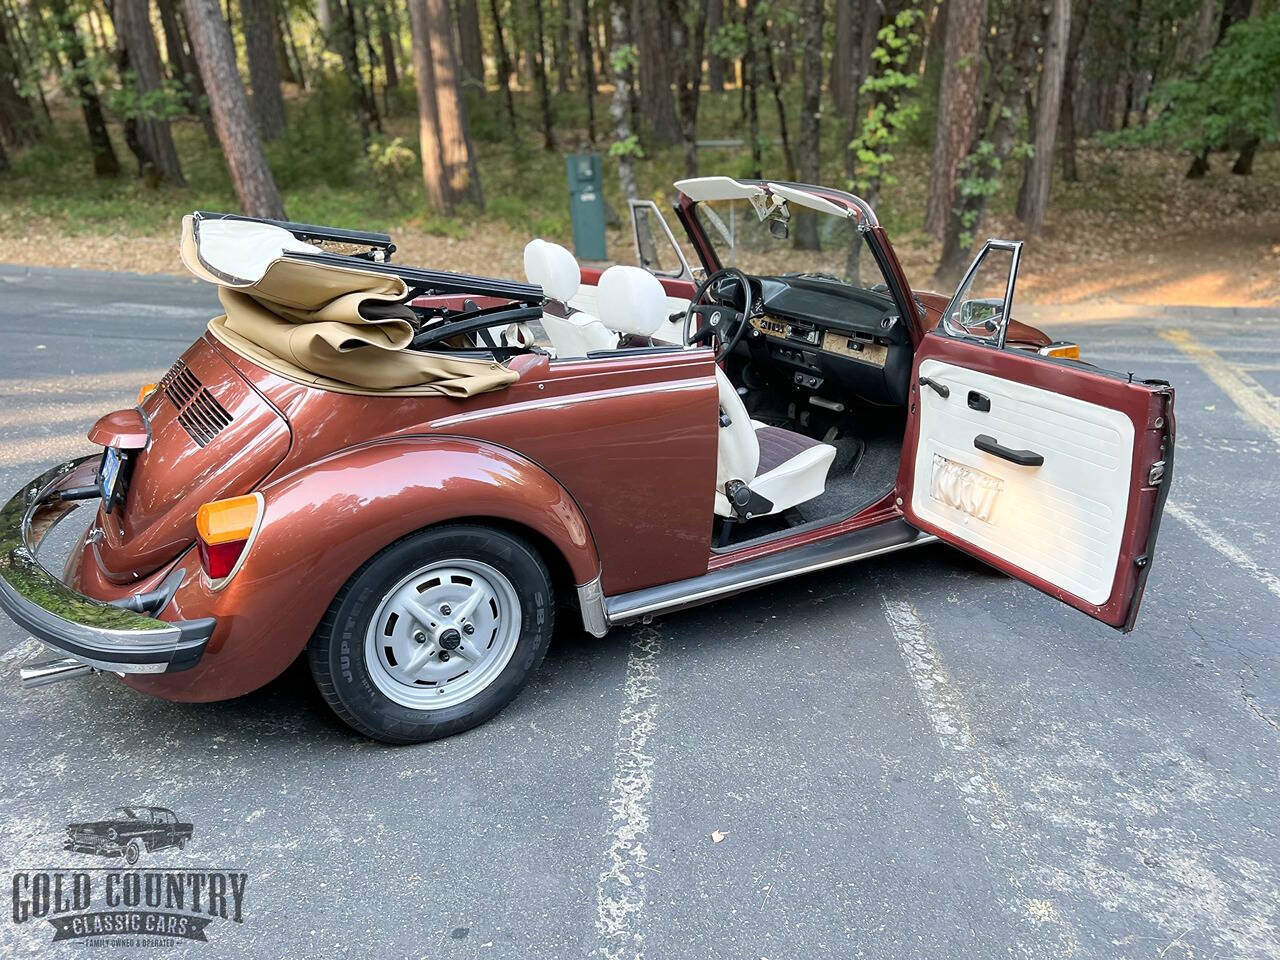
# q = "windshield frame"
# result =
<box><xmin>673</xmin><ymin>179</ymin><xmax>923</xmax><ymax>347</ymax></box>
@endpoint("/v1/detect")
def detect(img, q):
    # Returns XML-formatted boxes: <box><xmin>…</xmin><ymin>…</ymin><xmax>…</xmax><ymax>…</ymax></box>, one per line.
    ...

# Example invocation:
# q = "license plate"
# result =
<box><xmin>99</xmin><ymin>447</ymin><xmax>123</xmax><ymax>508</ymax></box>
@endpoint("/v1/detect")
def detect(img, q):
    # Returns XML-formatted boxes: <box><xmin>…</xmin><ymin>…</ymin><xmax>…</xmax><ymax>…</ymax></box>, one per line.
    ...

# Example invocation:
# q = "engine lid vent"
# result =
<box><xmin>162</xmin><ymin>359</ymin><xmax>234</xmax><ymax>447</ymax></box>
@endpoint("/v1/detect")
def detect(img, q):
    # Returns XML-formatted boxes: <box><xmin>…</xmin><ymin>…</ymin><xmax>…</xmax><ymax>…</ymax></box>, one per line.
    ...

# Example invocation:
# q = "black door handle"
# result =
<box><xmin>974</xmin><ymin>434</ymin><xmax>1044</xmax><ymax>466</ymax></box>
<box><xmin>967</xmin><ymin>391</ymin><xmax>990</xmax><ymax>412</ymax></box>
<box><xmin>919</xmin><ymin>376</ymin><xmax>949</xmax><ymax>398</ymax></box>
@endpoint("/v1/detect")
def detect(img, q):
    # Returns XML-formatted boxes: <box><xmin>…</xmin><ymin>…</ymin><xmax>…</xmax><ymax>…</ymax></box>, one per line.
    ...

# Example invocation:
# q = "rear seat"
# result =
<box><xmin>523</xmin><ymin>240</ymin><xmax>617</xmax><ymax>358</ymax></box>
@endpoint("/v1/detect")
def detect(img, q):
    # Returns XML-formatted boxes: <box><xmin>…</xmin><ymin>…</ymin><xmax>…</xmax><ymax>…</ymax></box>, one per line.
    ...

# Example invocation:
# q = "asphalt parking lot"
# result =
<box><xmin>0</xmin><ymin>263</ymin><xmax>1277</xmax><ymax>959</ymax></box>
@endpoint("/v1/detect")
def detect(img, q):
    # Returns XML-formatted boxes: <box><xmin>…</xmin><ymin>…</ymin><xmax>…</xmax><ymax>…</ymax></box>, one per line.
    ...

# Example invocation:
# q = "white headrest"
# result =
<box><xmin>523</xmin><ymin>239</ymin><xmax>581</xmax><ymax>301</ymax></box>
<box><xmin>597</xmin><ymin>266</ymin><xmax>668</xmax><ymax>337</ymax></box>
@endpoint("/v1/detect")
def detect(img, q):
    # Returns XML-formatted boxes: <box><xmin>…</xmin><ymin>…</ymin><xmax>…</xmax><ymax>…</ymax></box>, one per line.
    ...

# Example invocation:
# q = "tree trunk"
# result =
<box><xmin>407</xmin><ymin>0</ymin><xmax>447</xmax><ymax>208</ymax></box>
<box><xmin>488</xmin><ymin>0</ymin><xmax>517</xmax><ymax>131</ymax></box>
<box><xmin>156</xmin><ymin>0</ymin><xmax>215</xmax><ymax>137</ymax></box>
<box><xmin>456</xmin><ymin>0</ymin><xmax>484</xmax><ymax>88</ymax></box>
<box><xmin>355</xmin><ymin>0</ymin><xmax>384</xmax><ymax>132</ymax></box>
<box><xmin>634</xmin><ymin>0</ymin><xmax>679</xmax><ymax>145</ymax></box>
<box><xmin>924</xmin><ymin>0</ymin><xmax>986</xmax><ymax>238</ymax></box>
<box><xmin>1191</xmin><ymin>0</ymin><xmax>1219</xmax><ymax>63</ymax></box>
<box><xmin>332</xmin><ymin>0</ymin><xmax>374</xmax><ymax>143</ymax></box>
<box><xmin>830</xmin><ymin>0</ymin><xmax>853</xmax><ymax>114</ymax></box>
<box><xmin>2</xmin><ymin>0</ymin><xmax>52</xmax><ymax>124</ymax></box>
<box><xmin>1018</xmin><ymin>0</ymin><xmax>1070</xmax><ymax>234</ymax></box>
<box><xmin>1231</xmin><ymin>137</ymin><xmax>1259</xmax><ymax>175</ymax></box>
<box><xmin>705</xmin><ymin>0</ymin><xmax>724</xmax><ymax>91</ymax></box>
<box><xmin>0</xmin><ymin>14</ymin><xmax>38</xmax><ymax>147</ymax></box>
<box><xmin>761</xmin><ymin>18</ymin><xmax>795</xmax><ymax>181</ymax></box>
<box><xmin>935</xmin><ymin>0</ymin><xmax>1039</xmax><ymax>284</ymax></box>
<box><xmin>377</xmin><ymin>0</ymin><xmax>398</xmax><ymax>91</ymax></box>
<box><xmin>555</xmin><ymin>1</ymin><xmax>571</xmax><ymax>93</ymax></box>
<box><xmin>0</xmin><ymin>132</ymin><xmax>9</xmax><ymax>173</ymax></box>
<box><xmin>530</xmin><ymin>0</ymin><xmax>556</xmax><ymax>149</ymax></box>
<box><xmin>1059</xmin><ymin>0</ymin><xmax>1090</xmax><ymax>182</ymax></box>
<box><xmin>576</xmin><ymin>0</ymin><xmax>597</xmax><ymax>142</ymax></box>
<box><xmin>316</xmin><ymin>0</ymin><xmax>332</xmax><ymax>34</ymax></box>
<box><xmin>844</xmin><ymin>0</ymin><xmax>879</xmax><ymax>182</ymax></box>
<box><xmin>424</xmin><ymin>0</ymin><xmax>481</xmax><ymax>204</ymax></box>
<box><xmin>238</xmin><ymin>0</ymin><xmax>286</xmax><ymax>139</ymax></box>
<box><xmin>183</xmin><ymin>0</ymin><xmax>285</xmax><ymax>216</ymax></box>
<box><xmin>116</xmin><ymin>0</ymin><xmax>188</xmax><ymax>182</ymax></box>
<box><xmin>673</xmin><ymin>0</ymin><xmax>707</xmax><ymax>177</ymax></box>
<box><xmin>272</xmin><ymin>0</ymin><xmax>298</xmax><ymax>85</ymax></box>
<box><xmin>743</xmin><ymin>0</ymin><xmax>762</xmax><ymax>179</ymax></box>
<box><xmin>793</xmin><ymin>0</ymin><xmax>822</xmax><ymax>250</ymax></box>
<box><xmin>608</xmin><ymin>0</ymin><xmax>639</xmax><ymax>201</ymax></box>
<box><xmin>48</xmin><ymin>0</ymin><xmax>120</xmax><ymax>176</ymax></box>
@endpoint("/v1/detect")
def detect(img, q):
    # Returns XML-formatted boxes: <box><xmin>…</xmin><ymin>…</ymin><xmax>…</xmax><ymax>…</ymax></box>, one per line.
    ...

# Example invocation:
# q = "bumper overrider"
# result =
<box><xmin>0</xmin><ymin>456</ymin><xmax>214</xmax><ymax>678</ymax></box>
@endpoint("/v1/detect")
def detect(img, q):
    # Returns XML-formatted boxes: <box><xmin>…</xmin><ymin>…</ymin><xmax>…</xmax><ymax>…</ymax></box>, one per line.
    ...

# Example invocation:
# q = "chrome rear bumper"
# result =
<box><xmin>0</xmin><ymin>457</ymin><xmax>214</xmax><ymax>676</ymax></box>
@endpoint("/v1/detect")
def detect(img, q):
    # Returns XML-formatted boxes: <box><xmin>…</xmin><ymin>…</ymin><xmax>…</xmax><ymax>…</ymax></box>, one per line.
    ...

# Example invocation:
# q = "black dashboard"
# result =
<box><xmin>717</xmin><ymin>274</ymin><xmax>912</xmax><ymax>406</ymax></box>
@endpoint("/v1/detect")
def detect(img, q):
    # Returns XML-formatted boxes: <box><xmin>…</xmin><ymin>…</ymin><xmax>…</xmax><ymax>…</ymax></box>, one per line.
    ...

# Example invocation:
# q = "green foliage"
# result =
<box><xmin>358</xmin><ymin>135</ymin><xmax>418</xmax><ymax>200</ymax></box>
<box><xmin>106</xmin><ymin>74</ymin><xmax>189</xmax><ymax>124</ymax></box>
<box><xmin>608</xmin><ymin>134</ymin><xmax>644</xmax><ymax>159</ymax></box>
<box><xmin>847</xmin><ymin>8</ymin><xmax>925</xmax><ymax>194</ymax></box>
<box><xmin>1115</xmin><ymin>12</ymin><xmax>1280</xmax><ymax>152</ymax></box>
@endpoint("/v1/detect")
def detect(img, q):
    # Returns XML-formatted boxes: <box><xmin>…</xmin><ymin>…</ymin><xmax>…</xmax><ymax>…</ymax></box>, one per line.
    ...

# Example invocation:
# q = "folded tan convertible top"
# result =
<box><xmin>180</xmin><ymin>214</ymin><xmax>519</xmax><ymax>398</ymax></box>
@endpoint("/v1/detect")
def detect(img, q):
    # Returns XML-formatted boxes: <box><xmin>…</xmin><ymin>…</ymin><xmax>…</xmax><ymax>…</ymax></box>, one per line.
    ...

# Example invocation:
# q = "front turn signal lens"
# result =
<box><xmin>136</xmin><ymin>382</ymin><xmax>158</xmax><ymax>403</ymax></box>
<box><xmin>1038</xmin><ymin>341</ymin><xmax>1080</xmax><ymax>360</ymax></box>
<box><xmin>196</xmin><ymin>494</ymin><xmax>262</xmax><ymax>581</ymax></box>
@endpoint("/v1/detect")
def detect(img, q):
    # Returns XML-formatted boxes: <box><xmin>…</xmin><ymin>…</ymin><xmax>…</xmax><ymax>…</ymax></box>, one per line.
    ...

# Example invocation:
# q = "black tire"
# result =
<box><xmin>124</xmin><ymin>839</ymin><xmax>142</xmax><ymax>866</ymax></box>
<box><xmin>308</xmin><ymin>524</ymin><xmax>555</xmax><ymax>744</ymax></box>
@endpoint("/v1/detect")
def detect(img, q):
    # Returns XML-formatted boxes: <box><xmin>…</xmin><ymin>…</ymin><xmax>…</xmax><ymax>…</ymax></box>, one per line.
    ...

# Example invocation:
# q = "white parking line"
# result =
<box><xmin>1166</xmin><ymin>502</ymin><xmax>1280</xmax><ymax>601</ymax></box>
<box><xmin>881</xmin><ymin>598</ymin><xmax>976</xmax><ymax>754</ymax></box>
<box><xmin>1161</xmin><ymin>329</ymin><xmax>1280</xmax><ymax>450</ymax></box>
<box><xmin>595</xmin><ymin>626</ymin><xmax>663</xmax><ymax>960</ymax></box>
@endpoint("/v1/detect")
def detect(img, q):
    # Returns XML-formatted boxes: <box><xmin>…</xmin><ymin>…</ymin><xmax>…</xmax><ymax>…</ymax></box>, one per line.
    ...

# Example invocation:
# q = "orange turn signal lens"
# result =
<box><xmin>196</xmin><ymin>495</ymin><xmax>260</xmax><ymax>545</ymax></box>
<box><xmin>1038</xmin><ymin>342</ymin><xmax>1081</xmax><ymax>360</ymax></box>
<box><xmin>196</xmin><ymin>495</ymin><xmax>262</xmax><ymax>582</ymax></box>
<box><xmin>136</xmin><ymin>382</ymin><xmax>158</xmax><ymax>403</ymax></box>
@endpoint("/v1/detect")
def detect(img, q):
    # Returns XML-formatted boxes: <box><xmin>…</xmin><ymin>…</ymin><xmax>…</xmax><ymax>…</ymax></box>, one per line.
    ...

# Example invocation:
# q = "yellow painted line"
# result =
<box><xmin>1161</xmin><ymin>329</ymin><xmax>1280</xmax><ymax>449</ymax></box>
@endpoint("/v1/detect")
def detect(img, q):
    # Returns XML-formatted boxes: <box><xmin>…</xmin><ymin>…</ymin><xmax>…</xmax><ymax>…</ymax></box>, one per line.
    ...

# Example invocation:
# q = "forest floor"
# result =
<box><xmin>1</xmin><ymin>89</ymin><xmax>1276</xmax><ymax>307</ymax></box>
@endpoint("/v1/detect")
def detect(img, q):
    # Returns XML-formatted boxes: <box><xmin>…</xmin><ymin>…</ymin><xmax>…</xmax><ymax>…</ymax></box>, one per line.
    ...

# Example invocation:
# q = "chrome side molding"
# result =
<box><xmin>20</xmin><ymin>657</ymin><xmax>95</xmax><ymax>689</ymax></box>
<box><xmin>606</xmin><ymin>519</ymin><xmax>937</xmax><ymax>624</ymax></box>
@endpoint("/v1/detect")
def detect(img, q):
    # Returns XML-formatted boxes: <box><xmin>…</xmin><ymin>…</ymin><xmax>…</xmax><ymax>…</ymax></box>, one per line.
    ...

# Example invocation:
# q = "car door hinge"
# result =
<box><xmin>1134</xmin><ymin>555</ymin><xmax>1149</xmax><ymax>568</ymax></box>
<box><xmin>1148</xmin><ymin>460</ymin><xmax>1166</xmax><ymax>485</ymax></box>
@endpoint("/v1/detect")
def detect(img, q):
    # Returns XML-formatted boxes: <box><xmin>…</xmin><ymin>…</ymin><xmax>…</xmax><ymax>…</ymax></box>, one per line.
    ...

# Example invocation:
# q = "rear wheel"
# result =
<box><xmin>309</xmin><ymin>525</ymin><xmax>555</xmax><ymax>744</ymax></box>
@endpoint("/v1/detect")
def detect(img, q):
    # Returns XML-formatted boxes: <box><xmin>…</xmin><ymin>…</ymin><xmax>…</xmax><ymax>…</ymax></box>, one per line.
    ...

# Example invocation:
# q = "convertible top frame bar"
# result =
<box><xmin>195</xmin><ymin>210</ymin><xmax>397</xmax><ymax>254</ymax></box>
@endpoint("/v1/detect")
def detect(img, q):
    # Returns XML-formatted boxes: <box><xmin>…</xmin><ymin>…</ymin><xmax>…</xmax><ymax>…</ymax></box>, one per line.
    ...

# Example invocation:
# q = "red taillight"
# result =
<box><xmin>195</xmin><ymin>494</ymin><xmax>262</xmax><ymax>583</ymax></box>
<box><xmin>197</xmin><ymin>538</ymin><xmax>247</xmax><ymax>580</ymax></box>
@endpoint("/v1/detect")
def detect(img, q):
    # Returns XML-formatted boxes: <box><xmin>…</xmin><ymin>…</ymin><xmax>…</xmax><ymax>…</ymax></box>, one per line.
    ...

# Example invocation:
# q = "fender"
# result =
<box><xmin>124</xmin><ymin>437</ymin><xmax>600</xmax><ymax>702</ymax></box>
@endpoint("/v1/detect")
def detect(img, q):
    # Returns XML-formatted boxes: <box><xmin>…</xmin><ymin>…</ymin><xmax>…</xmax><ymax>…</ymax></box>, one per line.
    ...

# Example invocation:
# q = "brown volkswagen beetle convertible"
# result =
<box><xmin>0</xmin><ymin>177</ymin><xmax>1175</xmax><ymax>743</ymax></box>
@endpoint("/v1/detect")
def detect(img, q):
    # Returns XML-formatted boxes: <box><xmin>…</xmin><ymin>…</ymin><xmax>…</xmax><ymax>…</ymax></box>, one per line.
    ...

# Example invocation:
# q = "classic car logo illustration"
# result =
<box><xmin>8</xmin><ymin>806</ymin><xmax>247</xmax><ymax>947</ymax></box>
<box><xmin>64</xmin><ymin>805</ymin><xmax>193</xmax><ymax>866</ymax></box>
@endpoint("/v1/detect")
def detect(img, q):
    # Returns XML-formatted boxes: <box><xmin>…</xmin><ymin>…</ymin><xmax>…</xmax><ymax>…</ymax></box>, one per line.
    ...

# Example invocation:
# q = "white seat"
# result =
<box><xmin>524</xmin><ymin>239</ymin><xmax>617</xmax><ymax>358</ymax></box>
<box><xmin>712</xmin><ymin>366</ymin><xmax>837</xmax><ymax>519</ymax></box>
<box><xmin>595</xmin><ymin>265</ymin><xmax>669</xmax><ymax>341</ymax></box>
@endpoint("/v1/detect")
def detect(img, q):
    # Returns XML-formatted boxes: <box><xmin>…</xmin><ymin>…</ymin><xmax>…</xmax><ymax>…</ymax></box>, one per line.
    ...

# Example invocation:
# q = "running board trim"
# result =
<box><xmin>605</xmin><ymin>519</ymin><xmax>937</xmax><ymax>624</ymax></box>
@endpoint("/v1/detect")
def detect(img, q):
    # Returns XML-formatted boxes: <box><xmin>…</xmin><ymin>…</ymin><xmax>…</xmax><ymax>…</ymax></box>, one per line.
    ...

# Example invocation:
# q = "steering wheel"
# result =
<box><xmin>683</xmin><ymin>267</ymin><xmax>754</xmax><ymax>361</ymax></box>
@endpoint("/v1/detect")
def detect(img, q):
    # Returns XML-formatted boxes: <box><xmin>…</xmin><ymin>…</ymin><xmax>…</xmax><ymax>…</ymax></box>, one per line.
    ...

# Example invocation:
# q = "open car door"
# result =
<box><xmin>899</xmin><ymin>240</ymin><xmax>1175</xmax><ymax>631</ymax></box>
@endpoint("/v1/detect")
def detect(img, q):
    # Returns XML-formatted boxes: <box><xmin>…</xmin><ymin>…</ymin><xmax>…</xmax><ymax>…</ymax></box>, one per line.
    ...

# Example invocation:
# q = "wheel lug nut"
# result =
<box><xmin>440</xmin><ymin>604</ymin><xmax>452</xmax><ymax>615</ymax></box>
<box><xmin>462</xmin><ymin>623</ymin><xmax>474</xmax><ymax>635</ymax></box>
<box><xmin>439</xmin><ymin>652</ymin><xmax>450</xmax><ymax>662</ymax></box>
<box><xmin>413</xmin><ymin>631</ymin><xmax>426</xmax><ymax>644</ymax></box>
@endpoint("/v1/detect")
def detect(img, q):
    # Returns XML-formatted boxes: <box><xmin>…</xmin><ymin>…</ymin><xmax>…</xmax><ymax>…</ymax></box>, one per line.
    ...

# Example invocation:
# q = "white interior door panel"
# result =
<box><xmin>911</xmin><ymin>357</ymin><xmax>1135</xmax><ymax>605</ymax></box>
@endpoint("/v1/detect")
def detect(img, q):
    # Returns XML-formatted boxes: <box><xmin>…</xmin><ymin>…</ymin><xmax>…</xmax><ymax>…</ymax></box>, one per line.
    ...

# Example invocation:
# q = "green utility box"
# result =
<box><xmin>566</xmin><ymin>154</ymin><xmax>607</xmax><ymax>261</ymax></box>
